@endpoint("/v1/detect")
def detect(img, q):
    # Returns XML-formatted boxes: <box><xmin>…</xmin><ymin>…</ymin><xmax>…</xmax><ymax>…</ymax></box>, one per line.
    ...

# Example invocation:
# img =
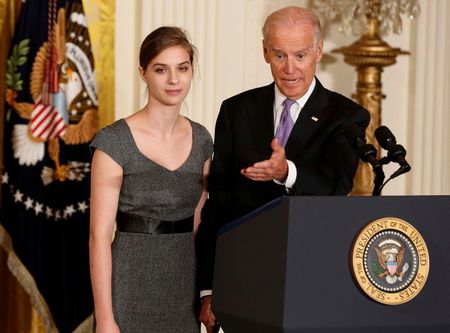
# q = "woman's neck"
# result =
<box><xmin>138</xmin><ymin>101</ymin><xmax>184</xmax><ymax>136</ymax></box>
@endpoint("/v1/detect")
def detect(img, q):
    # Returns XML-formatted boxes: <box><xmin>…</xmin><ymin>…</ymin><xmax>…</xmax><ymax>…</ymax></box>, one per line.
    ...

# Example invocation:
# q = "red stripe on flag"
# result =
<box><xmin>30</xmin><ymin>99</ymin><xmax>67</xmax><ymax>140</ymax></box>
<box><xmin>31</xmin><ymin>106</ymin><xmax>53</xmax><ymax>132</ymax></box>
<box><xmin>36</xmin><ymin>109</ymin><xmax>59</xmax><ymax>138</ymax></box>
<box><xmin>48</xmin><ymin>117</ymin><xmax>66</xmax><ymax>139</ymax></box>
<box><xmin>30</xmin><ymin>103</ymin><xmax>47</xmax><ymax>123</ymax></box>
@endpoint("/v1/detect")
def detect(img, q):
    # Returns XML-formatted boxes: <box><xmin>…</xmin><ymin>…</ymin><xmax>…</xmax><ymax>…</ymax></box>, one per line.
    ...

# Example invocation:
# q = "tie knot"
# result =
<box><xmin>284</xmin><ymin>98</ymin><xmax>296</xmax><ymax>110</ymax></box>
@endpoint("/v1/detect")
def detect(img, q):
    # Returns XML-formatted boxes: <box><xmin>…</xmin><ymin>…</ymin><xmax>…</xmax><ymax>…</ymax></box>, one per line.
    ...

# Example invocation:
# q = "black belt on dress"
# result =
<box><xmin>116</xmin><ymin>211</ymin><xmax>193</xmax><ymax>234</ymax></box>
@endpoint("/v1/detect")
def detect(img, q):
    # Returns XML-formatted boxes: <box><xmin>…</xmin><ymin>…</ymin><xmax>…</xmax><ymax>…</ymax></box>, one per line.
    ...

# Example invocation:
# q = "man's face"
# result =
<box><xmin>263</xmin><ymin>22</ymin><xmax>323</xmax><ymax>100</ymax></box>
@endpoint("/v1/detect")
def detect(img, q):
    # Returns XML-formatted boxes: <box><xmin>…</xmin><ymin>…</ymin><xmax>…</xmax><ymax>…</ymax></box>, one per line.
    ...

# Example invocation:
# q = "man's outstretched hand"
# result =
<box><xmin>241</xmin><ymin>138</ymin><xmax>288</xmax><ymax>182</ymax></box>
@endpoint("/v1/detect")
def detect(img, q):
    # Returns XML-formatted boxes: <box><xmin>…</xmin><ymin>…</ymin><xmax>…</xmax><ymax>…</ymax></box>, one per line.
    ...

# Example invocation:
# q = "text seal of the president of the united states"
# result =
<box><xmin>351</xmin><ymin>217</ymin><xmax>429</xmax><ymax>305</ymax></box>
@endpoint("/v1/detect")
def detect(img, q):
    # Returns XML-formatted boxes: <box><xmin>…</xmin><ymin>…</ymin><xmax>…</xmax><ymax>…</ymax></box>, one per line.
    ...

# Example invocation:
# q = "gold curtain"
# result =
<box><xmin>0</xmin><ymin>1</ymin><xmax>115</xmax><ymax>332</ymax></box>
<box><xmin>83</xmin><ymin>0</ymin><xmax>115</xmax><ymax>128</ymax></box>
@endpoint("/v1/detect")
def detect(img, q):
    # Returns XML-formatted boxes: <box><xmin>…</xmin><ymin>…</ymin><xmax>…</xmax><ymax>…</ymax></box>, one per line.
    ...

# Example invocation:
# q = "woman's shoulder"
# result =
<box><xmin>188</xmin><ymin>118</ymin><xmax>212</xmax><ymax>142</ymax></box>
<box><xmin>186</xmin><ymin>118</ymin><xmax>213</xmax><ymax>158</ymax></box>
<box><xmin>90</xmin><ymin>119</ymin><xmax>129</xmax><ymax>165</ymax></box>
<box><xmin>95</xmin><ymin>118</ymin><xmax>127</xmax><ymax>139</ymax></box>
<box><xmin>103</xmin><ymin>118</ymin><xmax>127</xmax><ymax>133</ymax></box>
<box><xmin>91</xmin><ymin>119</ymin><xmax>127</xmax><ymax>148</ymax></box>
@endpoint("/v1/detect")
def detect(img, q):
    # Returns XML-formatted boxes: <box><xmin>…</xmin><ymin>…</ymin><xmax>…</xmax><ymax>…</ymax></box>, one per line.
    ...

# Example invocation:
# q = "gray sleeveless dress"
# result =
<box><xmin>90</xmin><ymin>118</ymin><xmax>213</xmax><ymax>333</ymax></box>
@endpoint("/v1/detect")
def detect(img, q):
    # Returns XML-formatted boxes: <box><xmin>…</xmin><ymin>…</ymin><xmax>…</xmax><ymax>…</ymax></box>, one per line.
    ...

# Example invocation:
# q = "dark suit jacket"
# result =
<box><xmin>197</xmin><ymin>78</ymin><xmax>370</xmax><ymax>290</ymax></box>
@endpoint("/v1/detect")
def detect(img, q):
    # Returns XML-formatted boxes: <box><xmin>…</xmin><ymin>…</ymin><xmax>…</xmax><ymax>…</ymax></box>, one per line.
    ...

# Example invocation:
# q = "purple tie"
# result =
<box><xmin>276</xmin><ymin>98</ymin><xmax>296</xmax><ymax>147</ymax></box>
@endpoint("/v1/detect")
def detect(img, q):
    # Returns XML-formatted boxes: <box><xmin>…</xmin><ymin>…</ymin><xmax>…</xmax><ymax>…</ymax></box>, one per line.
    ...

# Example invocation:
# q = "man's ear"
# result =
<box><xmin>262</xmin><ymin>40</ymin><xmax>270</xmax><ymax>64</ymax></box>
<box><xmin>315</xmin><ymin>39</ymin><xmax>324</xmax><ymax>63</ymax></box>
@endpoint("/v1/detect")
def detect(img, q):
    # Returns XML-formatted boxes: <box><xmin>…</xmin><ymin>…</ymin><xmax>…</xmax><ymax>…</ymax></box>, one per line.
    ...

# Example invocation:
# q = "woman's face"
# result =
<box><xmin>140</xmin><ymin>45</ymin><xmax>193</xmax><ymax>107</ymax></box>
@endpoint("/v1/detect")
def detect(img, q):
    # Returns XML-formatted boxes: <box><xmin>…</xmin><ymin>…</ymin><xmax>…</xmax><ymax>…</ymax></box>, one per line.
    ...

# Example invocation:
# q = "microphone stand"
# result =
<box><xmin>371</xmin><ymin>157</ymin><xmax>390</xmax><ymax>196</ymax></box>
<box><xmin>371</xmin><ymin>164</ymin><xmax>385</xmax><ymax>196</ymax></box>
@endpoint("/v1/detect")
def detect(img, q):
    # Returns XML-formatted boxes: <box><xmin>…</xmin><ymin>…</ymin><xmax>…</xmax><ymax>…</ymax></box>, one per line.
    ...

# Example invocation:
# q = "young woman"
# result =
<box><xmin>89</xmin><ymin>26</ymin><xmax>212</xmax><ymax>332</ymax></box>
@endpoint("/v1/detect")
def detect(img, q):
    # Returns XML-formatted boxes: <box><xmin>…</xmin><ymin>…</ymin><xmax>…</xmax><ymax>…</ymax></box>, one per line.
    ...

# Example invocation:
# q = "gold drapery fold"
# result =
<box><xmin>0</xmin><ymin>246</ymin><xmax>36</xmax><ymax>333</ymax></box>
<box><xmin>72</xmin><ymin>314</ymin><xmax>94</xmax><ymax>333</ymax></box>
<box><xmin>0</xmin><ymin>225</ymin><xmax>56</xmax><ymax>333</ymax></box>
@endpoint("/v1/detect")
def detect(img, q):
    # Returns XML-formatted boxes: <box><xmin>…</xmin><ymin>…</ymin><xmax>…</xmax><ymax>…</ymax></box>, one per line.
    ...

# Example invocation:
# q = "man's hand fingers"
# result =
<box><xmin>241</xmin><ymin>168</ymin><xmax>273</xmax><ymax>181</ymax></box>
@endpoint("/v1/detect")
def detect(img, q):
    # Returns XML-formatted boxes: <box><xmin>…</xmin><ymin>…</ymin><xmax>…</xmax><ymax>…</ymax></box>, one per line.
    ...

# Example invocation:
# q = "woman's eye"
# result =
<box><xmin>155</xmin><ymin>68</ymin><xmax>165</xmax><ymax>73</ymax></box>
<box><xmin>179</xmin><ymin>66</ymin><xmax>189</xmax><ymax>72</ymax></box>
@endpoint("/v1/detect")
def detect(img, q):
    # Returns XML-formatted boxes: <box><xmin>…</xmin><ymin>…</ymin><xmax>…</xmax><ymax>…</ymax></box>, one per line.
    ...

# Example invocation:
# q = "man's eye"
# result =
<box><xmin>275</xmin><ymin>54</ymin><xmax>284</xmax><ymax>60</ymax></box>
<box><xmin>297</xmin><ymin>54</ymin><xmax>305</xmax><ymax>60</ymax></box>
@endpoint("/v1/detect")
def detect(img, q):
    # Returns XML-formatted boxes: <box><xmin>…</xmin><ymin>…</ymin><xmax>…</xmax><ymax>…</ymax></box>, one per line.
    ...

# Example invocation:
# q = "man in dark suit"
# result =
<box><xmin>197</xmin><ymin>6</ymin><xmax>370</xmax><ymax>332</ymax></box>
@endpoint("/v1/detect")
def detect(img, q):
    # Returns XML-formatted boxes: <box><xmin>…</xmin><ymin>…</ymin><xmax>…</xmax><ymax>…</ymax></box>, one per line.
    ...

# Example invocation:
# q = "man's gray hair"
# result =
<box><xmin>262</xmin><ymin>6</ymin><xmax>323</xmax><ymax>46</ymax></box>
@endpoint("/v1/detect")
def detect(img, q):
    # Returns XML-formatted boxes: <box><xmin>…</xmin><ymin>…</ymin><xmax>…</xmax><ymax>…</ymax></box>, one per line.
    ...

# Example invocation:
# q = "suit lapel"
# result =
<box><xmin>285</xmin><ymin>79</ymin><xmax>331</xmax><ymax>159</ymax></box>
<box><xmin>247</xmin><ymin>83</ymin><xmax>276</xmax><ymax>160</ymax></box>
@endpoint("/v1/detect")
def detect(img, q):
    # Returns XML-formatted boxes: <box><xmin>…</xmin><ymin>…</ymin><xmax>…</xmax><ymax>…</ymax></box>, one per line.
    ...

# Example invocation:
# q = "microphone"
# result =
<box><xmin>345</xmin><ymin>124</ymin><xmax>380</xmax><ymax>169</ymax></box>
<box><xmin>374</xmin><ymin>126</ymin><xmax>411</xmax><ymax>178</ymax></box>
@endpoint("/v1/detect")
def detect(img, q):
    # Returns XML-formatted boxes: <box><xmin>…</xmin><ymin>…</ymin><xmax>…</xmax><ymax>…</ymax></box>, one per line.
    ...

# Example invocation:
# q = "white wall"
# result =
<box><xmin>407</xmin><ymin>0</ymin><xmax>450</xmax><ymax>194</ymax></box>
<box><xmin>115</xmin><ymin>0</ymin><xmax>450</xmax><ymax>195</ymax></box>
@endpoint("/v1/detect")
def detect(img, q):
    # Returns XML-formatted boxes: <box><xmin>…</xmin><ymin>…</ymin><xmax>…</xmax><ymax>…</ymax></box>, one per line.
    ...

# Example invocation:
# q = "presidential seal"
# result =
<box><xmin>351</xmin><ymin>217</ymin><xmax>430</xmax><ymax>305</ymax></box>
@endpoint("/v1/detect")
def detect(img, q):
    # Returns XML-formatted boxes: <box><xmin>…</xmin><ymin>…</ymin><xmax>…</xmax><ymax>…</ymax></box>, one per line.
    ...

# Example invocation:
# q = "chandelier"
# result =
<box><xmin>313</xmin><ymin>0</ymin><xmax>420</xmax><ymax>36</ymax></box>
